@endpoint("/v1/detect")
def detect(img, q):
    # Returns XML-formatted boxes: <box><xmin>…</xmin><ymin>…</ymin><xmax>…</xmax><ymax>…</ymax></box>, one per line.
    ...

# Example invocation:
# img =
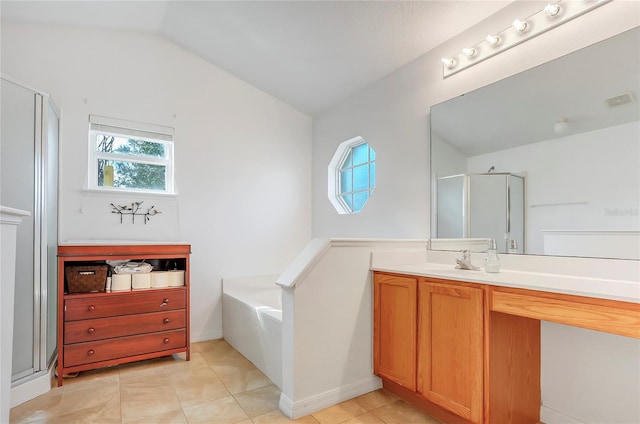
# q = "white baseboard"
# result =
<box><xmin>11</xmin><ymin>366</ymin><xmax>53</xmax><ymax>408</ymax></box>
<box><xmin>279</xmin><ymin>375</ymin><xmax>382</xmax><ymax>419</ymax></box>
<box><xmin>191</xmin><ymin>329</ymin><xmax>223</xmax><ymax>343</ymax></box>
<box><xmin>540</xmin><ymin>405</ymin><xmax>587</xmax><ymax>424</ymax></box>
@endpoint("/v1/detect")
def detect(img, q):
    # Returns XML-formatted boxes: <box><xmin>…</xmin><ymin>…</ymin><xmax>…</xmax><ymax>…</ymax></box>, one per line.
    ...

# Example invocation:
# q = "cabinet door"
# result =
<box><xmin>418</xmin><ymin>281</ymin><xmax>483</xmax><ymax>424</ymax></box>
<box><xmin>373</xmin><ymin>273</ymin><xmax>417</xmax><ymax>391</ymax></box>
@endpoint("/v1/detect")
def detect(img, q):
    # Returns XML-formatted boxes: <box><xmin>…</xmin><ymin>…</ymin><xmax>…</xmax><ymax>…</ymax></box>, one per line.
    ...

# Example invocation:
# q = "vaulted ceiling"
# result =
<box><xmin>1</xmin><ymin>1</ymin><xmax>511</xmax><ymax>115</ymax></box>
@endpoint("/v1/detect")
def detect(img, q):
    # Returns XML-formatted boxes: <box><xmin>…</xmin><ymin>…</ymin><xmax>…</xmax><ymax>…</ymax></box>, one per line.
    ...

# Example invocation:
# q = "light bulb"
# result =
<box><xmin>486</xmin><ymin>34</ymin><xmax>501</xmax><ymax>46</ymax></box>
<box><xmin>441</xmin><ymin>57</ymin><xmax>456</xmax><ymax>69</ymax></box>
<box><xmin>513</xmin><ymin>19</ymin><xmax>528</xmax><ymax>32</ymax></box>
<box><xmin>544</xmin><ymin>3</ymin><xmax>561</xmax><ymax>17</ymax></box>
<box><xmin>462</xmin><ymin>47</ymin><xmax>478</xmax><ymax>58</ymax></box>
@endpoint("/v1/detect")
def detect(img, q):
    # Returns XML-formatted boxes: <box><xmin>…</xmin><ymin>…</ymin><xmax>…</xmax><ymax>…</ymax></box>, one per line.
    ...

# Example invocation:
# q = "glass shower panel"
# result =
<box><xmin>508</xmin><ymin>175</ymin><xmax>525</xmax><ymax>254</ymax></box>
<box><xmin>469</xmin><ymin>174</ymin><xmax>508</xmax><ymax>252</ymax></box>
<box><xmin>45</xmin><ymin>99</ymin><xmax>59</xmax><ymax>364</ymax></box>
<box><xmin>436</xmin><ymin>175</ymin><xmax>465</xmax><ymax>238</ymax></box>
<box><xmin>2</xmin><ymin>80</ymin><xmax>36</xmax><ymax>379</ymax></box>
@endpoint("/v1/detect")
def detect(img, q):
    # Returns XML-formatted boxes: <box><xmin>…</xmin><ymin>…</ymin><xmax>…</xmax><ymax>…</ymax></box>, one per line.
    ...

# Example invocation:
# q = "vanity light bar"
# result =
<box><xmin>442</xmin><ymin>0</ymin><xmax>612</xmax><ymax>78</ymax></box>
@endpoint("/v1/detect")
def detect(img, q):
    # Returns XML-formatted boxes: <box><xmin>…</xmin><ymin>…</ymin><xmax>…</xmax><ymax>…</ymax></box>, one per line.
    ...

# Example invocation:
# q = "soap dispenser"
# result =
<box><xmin>484</xmin><ymin>239</ymin><xmax>500</xmax><ymax>273</ymax></box>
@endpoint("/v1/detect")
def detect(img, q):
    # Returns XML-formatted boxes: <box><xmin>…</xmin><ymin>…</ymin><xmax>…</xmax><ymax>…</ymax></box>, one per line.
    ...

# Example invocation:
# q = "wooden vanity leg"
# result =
<box><xmin>487</xmin><ymin>311</ymin><xmax>541</xmax><ymax>424</ymax></box>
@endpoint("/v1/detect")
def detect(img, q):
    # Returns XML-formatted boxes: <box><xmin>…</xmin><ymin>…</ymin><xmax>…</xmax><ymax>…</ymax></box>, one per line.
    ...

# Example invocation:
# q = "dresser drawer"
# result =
<box><xmin>65</xmin><ymin>289</ymin><xmax>186</xmax><ymax>321</ymax></box>
<box><xmin>64</xmin><ymin>309</ymin><xmax>186</xmax><ymax>344</ymax></box>
<box><xmin>64</xmin><ymin>329</ymin><xmax>186</xmax><ymax>367</ymax></box>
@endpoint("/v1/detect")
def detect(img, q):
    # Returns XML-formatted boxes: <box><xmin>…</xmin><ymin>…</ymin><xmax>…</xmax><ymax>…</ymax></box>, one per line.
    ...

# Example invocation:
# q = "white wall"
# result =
<box><xmin>277</xmin><ymin>239</ymin><xmax>430</xmax><ymax>419</ymax></box>
<box><xmin>312</xmin><ymin>2</ymin><xmax>640</xmax><ymax>423</ymax></box>
<box><xmin>1</xmin><ymin>23</ymin><xmax>312</xmax><ymax>342</ymax></box>
<box><xmin>467</xmin><ymin>121</ymin><xmax>640</xmax><ymax>255</ymax></box>
<box><xmin>312</xmin><ymin>1</ymin><xmax>639</xmax><ymax>238</ymax></box>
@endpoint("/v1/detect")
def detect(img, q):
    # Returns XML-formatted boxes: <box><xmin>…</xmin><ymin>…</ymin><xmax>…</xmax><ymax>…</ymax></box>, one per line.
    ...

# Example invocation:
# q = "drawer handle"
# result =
<box><xmin>87</xmin><ymin>349</ymin><xmax>95</xmax><ymax>356</ymax></box>
<box><xmin>88</xmin><ymin>305</ymin><xmax>95</xmax><ymax>312</ymax></box>
<box><xmin>87</xmin><ymin>327</ymin><xmax>95</xmax><ymax>334</ymax></box>
<box><xmin>163</xmin><ymin>338</ymin><xmax>170</xmax><ymax>344</ymax></box>
<box><xmin>163</xmin><ymin>318</ymin><xmax>170</xmax><ymax>324</ymax></box>
<box><xmin>160</xmin><ymin>298</ymin><xmax>170</xmax><ymax>307</ymax></box>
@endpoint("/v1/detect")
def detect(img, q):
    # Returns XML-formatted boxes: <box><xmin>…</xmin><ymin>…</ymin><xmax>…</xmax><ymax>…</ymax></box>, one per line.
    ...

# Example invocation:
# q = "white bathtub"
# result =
<box><xmin>222</xmin><ymin>274</ymin><xmax>282</xmax><ymax>389</ymax></box>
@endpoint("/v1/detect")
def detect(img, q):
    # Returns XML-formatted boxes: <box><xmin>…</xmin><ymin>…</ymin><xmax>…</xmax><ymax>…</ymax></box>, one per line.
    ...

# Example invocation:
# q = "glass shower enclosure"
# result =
<box><xmin>435</xmin><ymin>173</ymin><xmax>524</xmax><ymax>253</ymax></box>
<box><xmin>1</xmin><ymin>77</ymin><xmax>59</xmax><ymax>386</ymax></box>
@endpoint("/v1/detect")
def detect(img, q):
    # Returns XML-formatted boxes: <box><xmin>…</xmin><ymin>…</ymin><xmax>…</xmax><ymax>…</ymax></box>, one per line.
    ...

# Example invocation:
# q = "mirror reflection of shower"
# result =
<box><xmin>435</xmin><ymin>172</ymin><xmax>525</xmax><ymax>254</ymax></box>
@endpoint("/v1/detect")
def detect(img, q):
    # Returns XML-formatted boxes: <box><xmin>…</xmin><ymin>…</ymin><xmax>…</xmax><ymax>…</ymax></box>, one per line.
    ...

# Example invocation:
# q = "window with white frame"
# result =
<box><xmin>328</xmin><ymin>136</ymin><xmax>376</xmax><ymax>214</ymax></box>
<box><xmin>88</xmin><ymin>115</ymin><xmax>175</xmax><ymax>194</ymax></box>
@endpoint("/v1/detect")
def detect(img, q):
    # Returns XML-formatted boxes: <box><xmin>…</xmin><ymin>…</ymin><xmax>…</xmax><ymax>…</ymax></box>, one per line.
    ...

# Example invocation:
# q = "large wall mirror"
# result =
<box><xmin>431</xmin><ymin>27</ymin><xmax>639</xmax><ymax>260</ymax></box>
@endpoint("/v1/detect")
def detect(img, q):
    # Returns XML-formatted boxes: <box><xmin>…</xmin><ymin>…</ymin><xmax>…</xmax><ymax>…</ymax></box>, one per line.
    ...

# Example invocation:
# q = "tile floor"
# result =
<box><xmin>10</xmin><ymin>339</ymin><xmax>442</xmax><ymax>424</ymax></box>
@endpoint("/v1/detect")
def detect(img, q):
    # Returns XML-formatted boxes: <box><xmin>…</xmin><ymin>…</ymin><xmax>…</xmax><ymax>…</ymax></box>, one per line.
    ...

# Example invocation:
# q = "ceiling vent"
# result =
<box><xmin>606</xmin><ymin>92</ymin><xmax>636</xmax><ymax>107</ymax></box>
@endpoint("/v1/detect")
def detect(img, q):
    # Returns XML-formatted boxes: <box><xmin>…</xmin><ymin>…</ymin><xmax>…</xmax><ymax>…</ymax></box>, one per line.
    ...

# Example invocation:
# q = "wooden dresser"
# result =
<box><xmin>57</xmin><ymin>244</ymin><xmax>191</xmax><ymax>386</ymax></box>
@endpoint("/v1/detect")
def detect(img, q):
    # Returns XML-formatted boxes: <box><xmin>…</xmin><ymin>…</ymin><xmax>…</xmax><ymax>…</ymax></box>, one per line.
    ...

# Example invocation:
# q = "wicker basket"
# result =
<box><xmin>65</xmin><ymin>265</ymin><xmax>108</xmax><ymax>293</ymax></box>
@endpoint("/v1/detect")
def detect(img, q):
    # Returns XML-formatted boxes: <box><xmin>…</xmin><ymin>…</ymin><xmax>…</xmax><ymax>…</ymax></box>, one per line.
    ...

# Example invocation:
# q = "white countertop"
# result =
<box><xmin>372</xmin><ymin>262</ymin><xmax>640</xmax><ymax>304</ymax></box>
<box><xmin>61</xmin><ymin>240</ymin><xmax>189</xmax><ymax>246</ymax></box>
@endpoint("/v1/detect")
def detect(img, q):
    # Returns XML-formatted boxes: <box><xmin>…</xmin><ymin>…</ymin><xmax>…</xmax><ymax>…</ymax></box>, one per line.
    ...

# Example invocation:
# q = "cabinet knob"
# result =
<box><xmin>160</xmin><ymin>298</ymin><xmax>169</xmax><ymax>307</ymax></box>
<box><xmin>163</xmin><ymin>338</ymin><xmax>170</xmax><ymax>344</ymax></box>
<box><xmin>88</xmin><ymin>305</ymin><xmax>95</xmax><ymax>311</ymax></box>
<box><xmin>87</xmin><ymin>349</ymin><xmax>95</xmax><ymax>356</ymax></box>
<box><xmin>87</xmin><ymin>327</ymin><xmax>95</xmax><ymax>334</ymax></box>
<box><xmin>163</xmin><ymin>318</ymin><xmax>170</xmax><ymax>324</ymax></box>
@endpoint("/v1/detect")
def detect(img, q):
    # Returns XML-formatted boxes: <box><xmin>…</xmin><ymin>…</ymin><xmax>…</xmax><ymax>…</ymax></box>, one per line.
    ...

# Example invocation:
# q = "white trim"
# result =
<box><xmin>190</xmin><ymin>330</ymin><xmax>223</xmax><ymax>343</ymax></box>
<box><xmin>276</xmin><ymin>238</ymin><xmax>430</xmax><ymax>288</ymax></box>
<box><xmin>81</xmin><ymin>188</ymin><xmax>178</xmax><ymax>198</ymax></box>
<box><xmin>89</xmin><ymin>114</ymin><xmax>174</xmax><ymax>138</ymax></box>
<box><xmin>328</xmin><ymin>136</ymin><xmax>376</xmax><ymax>215</ymax></box>
<box><xmin>87</xmin><ymin>115</ymin><xmax>175</xmax><ymax>194</ymax></box>
<box><xmin>10</xmin><ymin>366</ymin><xmax>53</xmax><ymax>408</ymax></box>
<box><xmin>279</xmin><ymin>376</ymin><xmax>382</xmax><ymax>419</ymax></box>
<box><xmin>540</xmin><ymin>405</ymin><xmax>587</xmax><ymax>424</ymax></box>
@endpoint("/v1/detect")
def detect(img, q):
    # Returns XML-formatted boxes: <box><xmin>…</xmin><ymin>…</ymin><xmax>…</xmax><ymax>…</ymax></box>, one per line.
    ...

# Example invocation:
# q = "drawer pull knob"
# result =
<box><xmin>87</xmin><ymin>327</ymin><xmax>95</xmax><ymax>334</ymax></box>
<box><xmin>88</xmin><ymin>349</ymin><xmax>95</xmax><ymax>356</ymax></box>
<box><xmin>163</xmin><ymin>318</ymin><xmax>170</xmax><ymax>324</ymax></box>
<box><xmin>160</xmin><ymin>298</ymin><xmax>170</xmax><ymax>307</ymax></box>
<box><xmin>163</xmin><ymin>338</ymin><xmax>170</xmax><ymax>344</ymax></box>
<box><xmin>88</xmin><ymin>305</ymin><xmax>95</xmax><ymax>311</ymax></box>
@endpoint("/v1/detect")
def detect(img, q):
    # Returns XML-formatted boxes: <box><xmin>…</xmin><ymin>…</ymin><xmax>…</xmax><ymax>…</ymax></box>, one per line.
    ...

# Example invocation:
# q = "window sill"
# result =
<box><xmin>81</xmin><ymin>188</ymin><xmax>178</xmax><ymax>198</ymax></box>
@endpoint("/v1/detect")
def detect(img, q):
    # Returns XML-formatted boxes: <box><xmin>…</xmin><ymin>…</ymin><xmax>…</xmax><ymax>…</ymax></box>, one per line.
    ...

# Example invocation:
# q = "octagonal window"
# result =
<box><xmin>328</xmin><ymin>136</ymin><xmax>376</xmax><ymax>214</ymax></box>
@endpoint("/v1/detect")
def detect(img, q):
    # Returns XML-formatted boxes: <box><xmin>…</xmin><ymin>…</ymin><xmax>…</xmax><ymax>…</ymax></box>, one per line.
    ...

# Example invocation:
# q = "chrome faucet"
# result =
<box><xmin>455</xmin><ymin>249</ymin><xmax>480</xmax><ymax>271</ymax></box>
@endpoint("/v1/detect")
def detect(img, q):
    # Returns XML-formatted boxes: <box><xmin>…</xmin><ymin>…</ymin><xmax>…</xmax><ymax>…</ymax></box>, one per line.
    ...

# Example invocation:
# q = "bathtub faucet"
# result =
<box><xmin>455</xmin><ymin>250</ymin><xmax>480</xmax><ymax>271</ymax></box>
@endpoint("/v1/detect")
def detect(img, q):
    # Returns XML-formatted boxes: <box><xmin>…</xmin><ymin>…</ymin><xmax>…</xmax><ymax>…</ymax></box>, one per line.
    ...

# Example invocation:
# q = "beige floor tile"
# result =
<box><xmin>170</xmin><ymin>365</ymin><xmax>231</xmax><ymax>407</ymax></box>
<box><xmin>233</xmin><ymin>384</ymin><xmax>281</xmax><ymax>418</ymax></box>
<box><xmin>311</xmin><ymin>399</ymin><xmax>368</xmax><ymax>424</ymax></box>
<box><xmin>369</xmin><ymin>399</ymin><xmax>442</xmax><ymax>424</ymax></box>
<box><xmin>61</xmin><ymin>366</ymin><xmax>120</xmax><ymax>393</ymax></box>
<box><xmin>120</xmin><ymin>376</ymin><xmax>182</xmax><ymax>420</ymax></box>
<box><xmin>9</xmin><ymin>390</ymin><xmax>63</xmax><ymax>424</ymax></box>
<box><xmin>340</xmin><ymin>412</ymin><xmax>386</xmax><ymax>424</ymax></box>
<box><xmin>201</xmin><ymin>343</ymin><xmax>248</xmax><ymax>366</ymax></box>
<box><xmin>211</xmin><ymin>359</ymin><xmax>272</xmax><ymax>394</ymax></box>
<box><xmin>352</xmin><ymin>389</ymin><xmax>398</xmax><ymax>411</ymax></box>
<box><xmin>252</xmin><ymin>410</ymin><xmax>321</xmax><ymax>423</ymax></box>
<box><xmin>118</xmin><ymin>357</ymin><xmax>171</xmax><ymax>382</ymax></box>
<box><xmin>182</xmin><ymin>395</ymin><xmax>249</xmax><ymax>424</ymax></box>
<box><xmin>57</xmin><ymin>385</ymin><xmax>121</xmax><ymax>423</ymax></box>
<box><xmin>122</xmin><ymin>408</ymin><xmax>188</xmax><ymax>424</ymax></box>
<box><xmin>164</xmin><ymin>351</ymin><xmax>208</xmax><ymax>376</ymax></box>
<box><xmin>295</xmin><ymin>415</ymin><xmax>322</xmax><ymax>424</ymax></box>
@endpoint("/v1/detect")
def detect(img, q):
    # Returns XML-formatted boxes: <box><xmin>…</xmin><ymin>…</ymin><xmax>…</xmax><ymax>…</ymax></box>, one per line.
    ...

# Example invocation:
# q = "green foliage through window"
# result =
<box><xmin>89</xmin><ymin>116</ymin><xmax>174</xmax><ymax>194</ymax></box>
<box><xmin>96</xmin><ymin>135</ymin><xmax>167</xmax><ymax>190</ymax></box>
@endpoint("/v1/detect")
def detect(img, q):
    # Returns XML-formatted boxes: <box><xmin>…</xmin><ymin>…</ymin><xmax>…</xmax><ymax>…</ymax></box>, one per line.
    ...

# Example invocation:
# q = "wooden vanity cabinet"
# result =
<box><xmin>417</xmin><ymin>281</ymin><xmax>484</xmax><ymax>424</ymax></box>
<box><xmin>373</xmin><ymin>272</ymin><xmax>485</xmax><ymax>424</ymax></box>
<box><xmin>57</xmin><ymin>244</ymin><xmax>191</xmax><ymax>386</ymax></box>
<box><xmin>373</xmin><ymin>273</ymin><xmax>417</xmax><ymax>390</ymax></box>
